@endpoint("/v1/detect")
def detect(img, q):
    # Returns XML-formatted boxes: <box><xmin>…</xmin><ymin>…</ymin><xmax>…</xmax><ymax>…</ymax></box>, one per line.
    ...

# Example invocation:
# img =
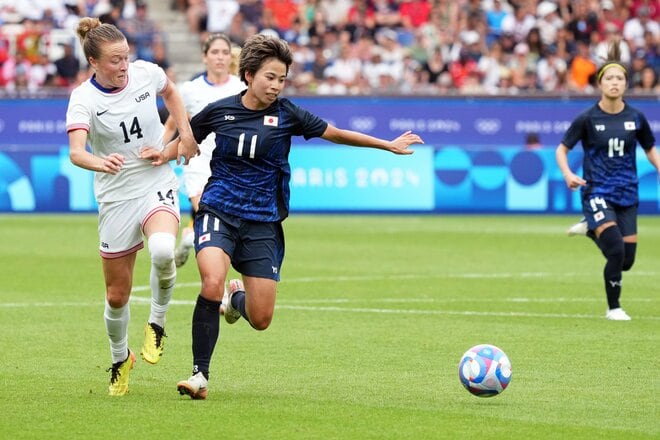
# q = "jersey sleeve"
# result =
<box><xmin>283</xmin><ymin>99</ymin><xmax>328</xmax><ymax>140</ymax></box>
<box><xmin>189</xmin><ymin>103</ymin><xmax>214</xmax><ymax>143</ymax></box>
<box><xmin>65</xmin><ymin>87</ymin><xmax>91</xmax><ymax>133</ymax></box>
<box><xmin>561</xmin><ymin>111</ymin><xmax>588</xmax><ymax>149</ymax></box>
<box><xmin>135</xmin><ymin>59</ymin><xmax>168</xmax><ymax>94</ymax></box>
<box><xmin>635</xmin><ymin>111</ymin><xmax>656</xmax><ymax>151</ymax></box>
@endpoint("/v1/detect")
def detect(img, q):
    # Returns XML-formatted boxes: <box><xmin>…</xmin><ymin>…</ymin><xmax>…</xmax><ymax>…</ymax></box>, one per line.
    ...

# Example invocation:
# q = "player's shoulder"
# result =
<box><xmin>621</xmin><ymin>102</ymin><xmax>645</xmax><ymax>117</ymax></box>
<box><xmin>131</xmin><ymin>59</ymin><xmax>160</xmax><ymax>71</ymax></box>
<box><xmin>68</xmin><ymin>79</ymin><xmax>94</xmax><ymax>103</ymax></box>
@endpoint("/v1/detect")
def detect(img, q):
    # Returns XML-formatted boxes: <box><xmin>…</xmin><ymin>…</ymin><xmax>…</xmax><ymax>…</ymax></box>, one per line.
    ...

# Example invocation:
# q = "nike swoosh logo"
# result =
<box><xmin>96</xmin><ymin>109</ymin><xmax>109</xmax><ymax>116</ymax></box>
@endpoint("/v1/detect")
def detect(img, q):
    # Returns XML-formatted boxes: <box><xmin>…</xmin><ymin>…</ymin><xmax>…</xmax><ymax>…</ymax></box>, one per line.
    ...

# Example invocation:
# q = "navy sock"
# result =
<box><xmin>231</xmin><ymin>290</ymin><xmax>248</xmax><ymax>320</ymax></box>
<box><xmin>622</xmin><ymin>242</ymin><xmax>636</xmax><ymax>271</ymax></box>
<box><xmin>191</xmin><ymin>294</ymin><xmax>221</xmax><ymax>377</ymax></box>
<box><xmin>599</xmin><ymin>227</ymin><xmax>625</xmax><ymax>309</ymax></box>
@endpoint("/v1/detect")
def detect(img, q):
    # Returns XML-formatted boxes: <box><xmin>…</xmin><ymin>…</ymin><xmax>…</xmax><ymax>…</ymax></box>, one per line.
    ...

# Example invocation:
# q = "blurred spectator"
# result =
<box><xmin>484</xmin><ymin>0</ymin><xmax>512</xmax><ymax>47</ymax></box>
<box><xmin>27</xmin><ymin>53</ymin><xmax>56</xmax><ymax>91</ymax></box>
<box><xmin>373</xmin><ymin>0</ymin><xmax>401</xmax><ymax>29</ymax></box>
<box><xmin>323</xmin><ymin>42</ymin><xmax>361</xmax><ymax>86</ymax></box>
<box><xmin>263</xmin><ymin>0</ymin><xmax>299</xmax><ymax>33</ymax></box>
<box><xmin>399</xmin><ymin>0</ymin><xmax>432</xmax><ymax>29</ymax></box>
<box><xmin>632</xmin><ymin>65</ymin><xmax>658</xmax><ymax>93</ymax></box>
<box><xmin>630</xmin><ymin>0</ymin><xmax>659</xmax><ymax>21</ymax></box>
<box><xmin>17</xmin><ymin>19</ymin><xmax>45</xmax><ymax>63</ymax></box>
<box><xmin>566</xmin><ymin>0</ymin><xmax>598</xmax><ymax>44</ymax></box>
<box><xmin>594</xmin><ymin>24</ymin><xmax>631</xmax><ymax>65</ymax></box>
<box><xmin>316</xmin><ymin>71</ymin><xmax>347</xmax><ymax>95</ymax></box>
<box><xmin>501</xmin><ymin>3</ymin><xmax>536</xmax><ymax>44</ymax></box>
<box><xmin>535</xmin><ymin>1</ymin><xmax>563</xmax><ymax>48</ymax></box>
<box><xmin>567</xmin><ymin>40</ymin><xmax>597</xmax><ymax>92</ymax></box>
<box><xmin>422</xmin><ymin>47</ymin><xmax>449</xmax><ymax>85</ymax></box>
<box><xmin>118</xmin><ymin>0</ymin><xmax>162</xmax><ymax>62</ymax></box>
<box><xmin>536</xmin><ymin>45</ymin><xmax>567</xmax><ymax>92</ymax></box>
<box><xmin>598</xmin><ymin>0</ymin><xmax>624</xmax><ymax>35</ymax></box>
<box><xmin>53</xmin><ymin>41</ymin><xmax>80</xmax><ymax>86</ymax></box>
<box><xmin>2</xmin><ymin>52</ymin><xmax>31</xmax><ymax>91</ymax></box>
<box><xmin>206</xmin><ymin>0</ymin><xmax>240</xmax><ymax>34</ymax></box>
<box><xmin>525</xmin><ymin>132</ymin><xmax>542</xmax><ymax>149</ymax></box>
<box><xmin>478</xmin><ymin>39</ymin><xmax>506</xmax><ymax>93</ymax></box>
<box><xmin>637</xmin><ymin>30</ymin><xmax>659</xmax><ymax>70</ymax></box>
<box><xmin>185</xmin><ymin>0</ymin><xmax>207</xmax><ymax>34</ymax></box>
<box><xmin>449</xmin><ymin>49</ymin><xmax>479</xmax><ymax>89</ymax></box>
<box><xmin>623</xmin><ymin>6</ymin><xmax>660</xmax><ymax>51</ymax></box>
<box><xmin>629</xmin><ymin>49</ymin><xmax>650</xmax><ymax>88</ymax></box>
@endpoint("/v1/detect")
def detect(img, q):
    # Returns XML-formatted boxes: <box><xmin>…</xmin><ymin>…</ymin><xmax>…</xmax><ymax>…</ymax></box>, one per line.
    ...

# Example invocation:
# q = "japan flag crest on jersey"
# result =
<box><xmin>624</xmin><ymin>121</ymin><xmax>636</xmax><ymax>130</ymax></box>
<box><xmin>264</xmin><ymin>115</ymin><xmax>278</xmax><ymax>126</ymax></box>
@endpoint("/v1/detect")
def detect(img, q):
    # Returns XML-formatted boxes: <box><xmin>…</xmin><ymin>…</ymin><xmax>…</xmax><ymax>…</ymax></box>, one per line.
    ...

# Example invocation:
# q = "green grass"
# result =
<box><xmin>0</xmin><ymin>214</ymin><xmax>658</xmax><ymax>439</ymax></box>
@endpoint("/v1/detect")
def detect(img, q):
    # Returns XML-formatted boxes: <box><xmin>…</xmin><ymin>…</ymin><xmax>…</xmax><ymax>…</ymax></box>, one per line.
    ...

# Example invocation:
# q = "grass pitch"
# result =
<box><xmin>0</xmin><ymin>214</ymin><xmax>658</xmax><ymax>439</ymax></box>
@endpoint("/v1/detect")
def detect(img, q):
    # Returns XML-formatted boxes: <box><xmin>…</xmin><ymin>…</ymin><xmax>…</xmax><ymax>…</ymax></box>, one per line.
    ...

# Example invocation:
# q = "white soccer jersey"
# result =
<box><xmin>178</xmin><ymin>74</ymin><xmax>246</xmax><ymax>198</ymax></box>
<box><xmin>66</xmin><ymin>60</ymin><xmax>178</xmax><ymax>202</ymax></box>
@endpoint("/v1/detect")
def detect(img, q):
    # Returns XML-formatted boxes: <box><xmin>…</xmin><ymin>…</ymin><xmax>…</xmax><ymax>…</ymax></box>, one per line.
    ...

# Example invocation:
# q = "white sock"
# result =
<box><xmin>148</xmin><ymin>233</ymin><xmax>177</xmax><ymax>328</ymax></box>
<box><xmin>104</xmin><ymin>300</ymin><xmax>130</xmax><ymax>364</ymax></box>
<box><xmin>182</xmin><ymin>228</ymin><xmax>195</xmax><ymax>249</ymax></box>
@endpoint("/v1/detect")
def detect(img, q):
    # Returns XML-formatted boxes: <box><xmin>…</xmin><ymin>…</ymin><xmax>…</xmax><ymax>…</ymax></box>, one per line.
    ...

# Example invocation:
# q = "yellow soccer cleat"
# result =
<box><xmin>107</xmin><ymin>350</ymin><xmax>136</xmax><ymax>396</ymax></box>
<box><xmin>141</xmin><ymin>322</ymin><xmax>167</xmax><ymax>364</ymax></box>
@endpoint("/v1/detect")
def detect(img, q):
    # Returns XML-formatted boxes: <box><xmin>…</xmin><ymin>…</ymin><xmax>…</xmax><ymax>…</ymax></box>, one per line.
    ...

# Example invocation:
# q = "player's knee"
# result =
<box><xmin>622</xmin><ymin>243</ymin><xmax>637</xmax><ymax>271</ymax></box>
<box><xmin>599</xmin><ymin>227</ymin><xmax>624</xmax><ymax>265</ymax></box>
<box><xmin>200</xmin><ymin>277</ymin><xmax>225</xmax><ymax>302</ymax></box>
<box><xmin>106</xmin><ymin>288</ymin><xmax>129</xmax><ymax>308</ymax></box>
<box><xmin>249</xmin><ymin>316</ymin><xmax>272</xmax><ymax>331</ymax></box>
<box><xmin>148</xmin><ymin>232</ymin><xmax>176</xmax><ymax>270</ymax></box>
<box><xmin>248</xmin><ymin>310</ymin><xmax>273</xmax><ymax>331</ymax></box>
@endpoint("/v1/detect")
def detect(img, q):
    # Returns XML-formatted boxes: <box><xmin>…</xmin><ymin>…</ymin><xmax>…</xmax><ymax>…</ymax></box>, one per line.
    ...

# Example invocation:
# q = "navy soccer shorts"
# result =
<box><xmin>582</xmin><ymin>196</ymin><xmax>637</xmax><ymax>236</ymax></box>
<box><xmin>194</xmin><ymin>207</ymin><xmax>284</xmax><ymax>281</ymax></box>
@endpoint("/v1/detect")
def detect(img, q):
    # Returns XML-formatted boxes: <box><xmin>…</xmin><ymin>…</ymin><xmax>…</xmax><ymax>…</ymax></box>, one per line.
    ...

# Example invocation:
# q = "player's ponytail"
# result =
<box><xmin>596</xmin><ymin>38</ymin><xmax>628</xmax><ymax>83</ymax></box>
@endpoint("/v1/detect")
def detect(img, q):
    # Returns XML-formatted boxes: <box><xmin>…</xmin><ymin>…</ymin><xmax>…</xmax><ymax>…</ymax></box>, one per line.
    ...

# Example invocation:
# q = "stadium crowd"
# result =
<box><xmin>0</xmin><ymin>0</ymin><xmax>658</xmax><ymax>95</ymax></box>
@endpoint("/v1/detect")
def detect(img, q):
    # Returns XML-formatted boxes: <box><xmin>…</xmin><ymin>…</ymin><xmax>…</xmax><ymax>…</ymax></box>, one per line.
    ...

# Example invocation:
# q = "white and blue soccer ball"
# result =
<box><xmin>458</xmin><ymin>344</ymin><xmax>512</xmax><ymax>397</ymax></box>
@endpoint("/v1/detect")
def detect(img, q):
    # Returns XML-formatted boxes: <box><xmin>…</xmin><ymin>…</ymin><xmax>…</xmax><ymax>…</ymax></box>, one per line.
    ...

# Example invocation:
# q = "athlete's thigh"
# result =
<box><xmin>243</xmin><ymin>275</ymin><xmax>277</xmax><ymax>312</ymax></box>
<box><xmin>196</xmin><ymin>246</ymin><xmax>231</xmax><ymax>292</ymax></box>
<box><xmin>98</xmin><ymin>199</ymin><xmax>143</xmax><ymax>257</ymax></box>
<box><xmin>140</xmin><ymin>184</ymin><xmax>181</xmax><ymax>237</ymax></box>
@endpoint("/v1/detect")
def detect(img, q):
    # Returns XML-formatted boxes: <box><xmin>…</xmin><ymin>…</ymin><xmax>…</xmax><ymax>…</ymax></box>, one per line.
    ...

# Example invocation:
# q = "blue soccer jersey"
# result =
<box><xmin>561</xmin><ymin>102</ymin><xmax>656</xmax><ymax>206</ymax></box>
<box><xmin>190</xmin><ymin>92</ymin><xmax>328</xmax><ymax>222</ymax></box>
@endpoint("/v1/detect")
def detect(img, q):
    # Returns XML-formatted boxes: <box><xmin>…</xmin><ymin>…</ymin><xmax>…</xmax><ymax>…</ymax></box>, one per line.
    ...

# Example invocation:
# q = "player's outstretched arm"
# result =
<box><xmin>320</xmin><ymin>125</ymin><xmax>423</xmax><ymax>155</ymax></box>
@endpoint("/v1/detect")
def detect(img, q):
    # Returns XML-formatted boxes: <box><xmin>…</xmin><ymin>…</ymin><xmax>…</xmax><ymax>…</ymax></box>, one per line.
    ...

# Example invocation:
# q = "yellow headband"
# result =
<box><xmin>597</xmin><ymin>62</ymin><xmax>627</xmax><ymax>82</ymax></box>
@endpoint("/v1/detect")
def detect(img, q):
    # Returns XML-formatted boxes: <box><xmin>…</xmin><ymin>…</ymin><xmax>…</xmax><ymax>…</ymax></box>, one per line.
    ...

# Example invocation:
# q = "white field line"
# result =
<box><xmin>2</xmin><ymin>297</ymin><xmax>658</xmax><ymax>320</ymax></box>
<box><xmin>1</xmin><ymin>272</ymin><xmax>657</xmax><ymax>319</ymax></box>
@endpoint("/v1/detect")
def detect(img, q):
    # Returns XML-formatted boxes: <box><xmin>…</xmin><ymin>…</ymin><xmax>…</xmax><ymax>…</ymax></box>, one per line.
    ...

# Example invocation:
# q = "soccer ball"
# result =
<box><xmin>458</xmin><ymin>344</ymin><xmax>512</xmax><ymax>397</ymax></box>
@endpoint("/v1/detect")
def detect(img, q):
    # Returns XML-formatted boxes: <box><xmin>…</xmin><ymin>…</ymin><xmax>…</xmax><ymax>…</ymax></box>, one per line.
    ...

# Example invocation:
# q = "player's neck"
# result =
<box><xmin>598</xmin><ymin>97</ymin><xmax>624</xmax><ymax>114</ymax></box>
<box><xmin>205</xmin><ymin>72</ymin><xmax>229</xmax><ymax>86</ymax></box>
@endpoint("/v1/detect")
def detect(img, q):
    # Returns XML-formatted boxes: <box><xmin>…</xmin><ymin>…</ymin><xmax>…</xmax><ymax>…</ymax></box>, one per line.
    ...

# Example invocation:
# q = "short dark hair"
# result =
<box><xmin>238</xmin><ymin>34</ymin><xmax>293</xmax><ymax>84</ymax></box>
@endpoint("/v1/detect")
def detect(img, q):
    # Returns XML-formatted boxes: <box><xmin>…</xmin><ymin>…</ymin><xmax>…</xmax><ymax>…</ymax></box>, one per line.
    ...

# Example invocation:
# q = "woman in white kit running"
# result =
<box><xmin>65</xmin><ymin>17</ymin><xmax>199</xmax><ymax>396</ymax></box>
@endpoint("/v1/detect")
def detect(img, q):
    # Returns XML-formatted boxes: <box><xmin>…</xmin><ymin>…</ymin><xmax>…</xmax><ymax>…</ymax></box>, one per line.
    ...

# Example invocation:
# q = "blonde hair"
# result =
<box><xmin>230</xmin><ymin>46</ymin><xmax>241</xmax><ymax>75</ymax></box>
<box><xmin>76</xmin><ymin>17</ymin><xmax>126</xmax><ymax>61</ymax></box>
